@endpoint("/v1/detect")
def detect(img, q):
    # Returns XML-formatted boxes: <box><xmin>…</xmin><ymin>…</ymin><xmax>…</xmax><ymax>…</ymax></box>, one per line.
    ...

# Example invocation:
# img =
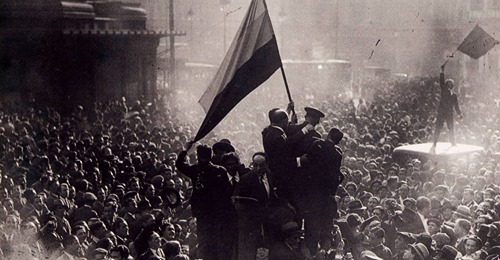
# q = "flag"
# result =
<box><xmin>194</xmin><ymin>0</ymin><xmax>281</xmax><ymax>142</ymax></box>
<box><xmin>457</xmin><ymin>25</ymin><xmax>499</xmax><ymax>59</ymax></box>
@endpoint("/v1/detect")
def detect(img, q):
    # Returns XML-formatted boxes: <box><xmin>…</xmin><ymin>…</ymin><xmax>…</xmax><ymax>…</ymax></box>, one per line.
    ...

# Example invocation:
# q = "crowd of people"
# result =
<box><xmin>0</xmin><ymin>65</ymin><xmax>499</xmax><ymax>260</ymax></box>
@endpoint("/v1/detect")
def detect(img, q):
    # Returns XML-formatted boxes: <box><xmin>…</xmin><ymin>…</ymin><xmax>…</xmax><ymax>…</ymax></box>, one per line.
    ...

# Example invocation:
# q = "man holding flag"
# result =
<box><xmin>432</xmin><ymin>24</ymin><xmax>498</xmax><ymax>149</ymax></box>
<box><xmin>262</xmin><ymin>106</ymin><xmax>314</xmax><ymax>205</ymax></box>
<box><xmin>432</xmin><ymin>61</ymin><xmax>462</xmax><ymax>148</ymax></box>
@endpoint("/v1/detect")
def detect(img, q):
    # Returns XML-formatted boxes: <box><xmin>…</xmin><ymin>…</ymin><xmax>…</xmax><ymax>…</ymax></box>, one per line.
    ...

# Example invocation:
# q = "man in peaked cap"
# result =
<box><xmin>283</xmin><ymin>106</ymin><xmax>325</xmax><ymax>214</ymax></box>
<box><xmin>286</xmin><ymin>106</ymin><xmax>326</xmax><ymax>156</ymax></box>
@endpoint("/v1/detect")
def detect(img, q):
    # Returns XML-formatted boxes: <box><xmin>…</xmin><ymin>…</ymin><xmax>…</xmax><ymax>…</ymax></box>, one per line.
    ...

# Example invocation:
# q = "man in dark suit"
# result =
<box><xmin>217</xmin><ymin>152</ymin><xmax>248</xmax><ymax>260</ymax></box>
<box><xmin>234</xmin><ymin>152</ymin><xmax>294</xmax><ymax>260</ymax></box>
<box><xmin>301</xmin><ymin>128</ymin><xmax>345</xmax><ymax>255</ymax></box>
<box><xmin>262</xmin><ymin>107</ymin><xmax>313</xmax><ymax>208</ymax></box>
<box><xmin>432</xmin><ymin>62</ymin><xmax>462</xmax><ymax>148</ymax></box>
<box><xmin>175</xmin><ymin>144</ymin><xmax>231</xmax><ymax>260</ymax></box>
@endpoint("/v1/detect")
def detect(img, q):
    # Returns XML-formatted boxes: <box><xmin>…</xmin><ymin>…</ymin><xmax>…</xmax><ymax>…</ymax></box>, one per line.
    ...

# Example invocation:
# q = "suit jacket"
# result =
<box><xmin>175</xmin><ymin>151</ymin><xmax>227</xmax><ymax>219</ymax></box>
<box><xmin>286</xmin><ymin>121</ymin><xmax>321</xmax><ymax>157</ymax></box>
<box><xmin>234</xmin><ymin>171</ymin><xmax>276</xmax><ymax>213</ymax></box>
<box><xmin>438</xmin><ymin>72</ymin><xmax>461</xmax><ymax>117</ymax></box>
<box><xmin>307</xmin><ymin>139</ymin><xmax>344</xmax><ymax>193</ymax></box>
<box><xmin>262</xmin><ymin>125</ymin><xmax>306</xmax><ymax>176</ymax></box>
<box><xmin>138</xmin><ymin>248</ymin><xmax>165</xmax><ymax>260</ymax></box>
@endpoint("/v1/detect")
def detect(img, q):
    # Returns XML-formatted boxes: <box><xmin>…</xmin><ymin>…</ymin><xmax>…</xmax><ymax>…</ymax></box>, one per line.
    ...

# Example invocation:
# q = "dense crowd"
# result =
<box><xmin>0</xmin><ymin>69</ymin><xmax>499</xmax><ymax>260</ymax></box>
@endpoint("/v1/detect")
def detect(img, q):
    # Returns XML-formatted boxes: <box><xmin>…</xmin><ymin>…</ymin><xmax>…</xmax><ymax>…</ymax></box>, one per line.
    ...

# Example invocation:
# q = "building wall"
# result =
<box><xmin>0</xmin><ymin>0</ymin><xmax>164</xmax><ymax>111</ymax></box>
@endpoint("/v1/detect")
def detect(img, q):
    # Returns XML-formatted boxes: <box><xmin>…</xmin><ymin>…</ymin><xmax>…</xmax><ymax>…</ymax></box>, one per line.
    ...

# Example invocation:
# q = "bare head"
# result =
<box><xmin>445</xmin><ymin>79</ymin><xmax>454</xmax><ymax>90</ymax></box>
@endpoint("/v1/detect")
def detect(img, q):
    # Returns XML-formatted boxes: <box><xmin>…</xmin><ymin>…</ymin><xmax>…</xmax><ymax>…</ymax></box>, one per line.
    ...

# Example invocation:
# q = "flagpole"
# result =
<box><xmin>280</xmin><ymin>65</ymin><xmax>297</xmax><ymax>118</ymax></box>
<box><xmin>442</xmin><ymin>49</ymin><xmax>457</xmax><ymax>68</ymax></box>
<box><xmin>279</xmin><ymin>65</ymin><xmax>293</xmax><ymax>103</ymax></box>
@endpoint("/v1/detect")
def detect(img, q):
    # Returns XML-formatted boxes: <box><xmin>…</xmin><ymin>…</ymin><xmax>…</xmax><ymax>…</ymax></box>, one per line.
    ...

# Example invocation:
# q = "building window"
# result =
<box><xmin>489</xmin><ymin>0</ymin><xmax>500</xmax><ymax>9</ymax></box>
<box><xmin>470</xmin><ymin>0</ymin><xmax>485</xmax><ymax>11</ymax></box>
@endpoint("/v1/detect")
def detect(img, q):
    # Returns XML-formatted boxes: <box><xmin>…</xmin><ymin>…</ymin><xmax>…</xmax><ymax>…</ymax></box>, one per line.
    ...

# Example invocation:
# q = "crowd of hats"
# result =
<box><xmin>0</xmin><ymin>71</ymin><xmax>498</xmax><ymax>259</ymax></box>
<box><xmin>0</xmin><ymin>99</ymin><xmax>196</xmax><ymax>259</ymax></box>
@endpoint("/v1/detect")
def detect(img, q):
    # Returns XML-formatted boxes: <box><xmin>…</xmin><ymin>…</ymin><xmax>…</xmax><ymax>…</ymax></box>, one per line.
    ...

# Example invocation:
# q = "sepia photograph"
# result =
<box><xmin>0</xmin><ymin>0</ymin><xmax>500</xmax><ymax>259</ymax></box>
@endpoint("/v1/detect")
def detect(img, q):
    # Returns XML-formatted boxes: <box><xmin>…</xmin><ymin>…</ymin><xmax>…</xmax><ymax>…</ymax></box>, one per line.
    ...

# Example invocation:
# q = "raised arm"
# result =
<box><xmin>175</xmin><ymin>150</ymin><xmax>196</xmax><ymax>179</ymax></box>
<box><xmin>440</xmin><ymin>62</ymin><xmax>446</xmax><ymax>91</ymax></box>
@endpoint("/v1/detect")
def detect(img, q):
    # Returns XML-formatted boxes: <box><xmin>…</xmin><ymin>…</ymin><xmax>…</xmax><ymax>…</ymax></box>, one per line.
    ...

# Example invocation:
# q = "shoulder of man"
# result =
<box><xmin>263</xmin><ymin>125</ymin><xmax>284</xmax><ymax>137</ymax></box>
<box><xmin>286</xmin><ymin>121</ymin><xmax>308</xmax><ymax>133</ymax></box>
<box><xmin>208</xmin><ymin>163</ymin><xmax>228</xmax><ymax>175</ymax></box>
<box><xmin>239</xmin><ymin>171</ymin><xmax>257</xmax><ymax>181</ymax></box>
<box><xmin>311</xmin><ymin>137</ymin><xmax>327</xmax><ymax>147</ymax></box>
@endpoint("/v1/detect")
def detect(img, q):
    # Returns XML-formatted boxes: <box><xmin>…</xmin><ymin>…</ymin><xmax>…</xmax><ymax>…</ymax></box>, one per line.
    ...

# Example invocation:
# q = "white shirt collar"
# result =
<box><xmin>227</xmin><ymin>172</ymin><xmax>240</xmax><ymax>183</ymax></box>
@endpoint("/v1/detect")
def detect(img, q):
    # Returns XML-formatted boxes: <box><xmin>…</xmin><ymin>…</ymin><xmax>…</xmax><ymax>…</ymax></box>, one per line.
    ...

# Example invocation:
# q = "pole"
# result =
<box><xmin>279</xmin><ymin>65</ymin><xmax>295</xmax><ymax>116</ymax></box>
<box><xmin>169</xmin><ymin>0</ymin><xmax>176</xmax><ymax>88</ymax></box>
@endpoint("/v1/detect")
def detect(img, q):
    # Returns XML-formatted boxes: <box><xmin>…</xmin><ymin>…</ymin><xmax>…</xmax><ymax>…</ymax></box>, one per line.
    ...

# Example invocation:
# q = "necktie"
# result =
<box><xmin>261</xmin><ymin>174</ymin><xmax>270</xmax><ymax>198</ymax></box>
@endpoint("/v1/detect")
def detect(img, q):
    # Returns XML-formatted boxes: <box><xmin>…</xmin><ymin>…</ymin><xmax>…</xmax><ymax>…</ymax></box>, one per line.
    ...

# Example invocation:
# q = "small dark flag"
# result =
<box><xmin>194</xmin><ymin>0</ymin><xmax>281</xmax><ymax>142</ymax></box>
<box><xmin>457</xmin><ymin>25</ymin><xmax>499</xmax><ymax>59</ymax></box>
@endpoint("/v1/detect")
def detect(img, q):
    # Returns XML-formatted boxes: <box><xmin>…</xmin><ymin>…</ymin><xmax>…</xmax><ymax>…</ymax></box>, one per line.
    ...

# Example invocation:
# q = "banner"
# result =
<box><xmin>194</xmin><ymin>0</ymin><xmax>281</xmax><ymax>142</ymax></box>
<box><xmin>457</xmin><ymin>25</ymin><xmax>498</xmax><ymax>59</ymax></box>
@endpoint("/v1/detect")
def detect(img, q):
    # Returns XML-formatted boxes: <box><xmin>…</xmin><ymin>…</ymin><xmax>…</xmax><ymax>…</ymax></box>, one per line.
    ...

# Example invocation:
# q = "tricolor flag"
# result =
<box><xmin>193</xmin><ymin>0</ymin><xmax>281</xmax><ymax>142</ymax></box>
<box><xmin>457</xmin><ymin>25</ymin><xmax>499</xmax><ymax>59</ymax></box>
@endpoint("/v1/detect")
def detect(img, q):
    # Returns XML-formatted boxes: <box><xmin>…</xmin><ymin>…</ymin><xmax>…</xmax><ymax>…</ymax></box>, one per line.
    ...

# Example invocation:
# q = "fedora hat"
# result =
<box><xmin>161</xmin><ymin>188</ymin><xmax>181</xmax><ymax>209</ymax></box>
<box><xmin>453</xmin><ymin>205</ymin><xmax>472</xmax><ymax>220</ymax></box>
<box><xmin>212</xmin><ymin>141</ymin><xmax>235</xmax><ymax>153</ymax></box>
<box><xmin>440</xmin><ymin>245</ymin><xmax>459</xmax><ymax>260</ymax></box>
<box><xmin>347</xmin><ymin>199</ymin><xmax>366</xmax><ymax>212</ymax></box>
<box><xmin>409</xmin><ymin>243</ymin><xmax>429</xmax><ymax>260</ymax></box>
<box><xmin>396</xmin><ymin>231</ymin><xmax>416</xmax><ymax>244</ymax></box>
<box><xmin>281</xmin><ymin>221</ymin><xmax>303</xmax><ymax>237</ymax></box>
